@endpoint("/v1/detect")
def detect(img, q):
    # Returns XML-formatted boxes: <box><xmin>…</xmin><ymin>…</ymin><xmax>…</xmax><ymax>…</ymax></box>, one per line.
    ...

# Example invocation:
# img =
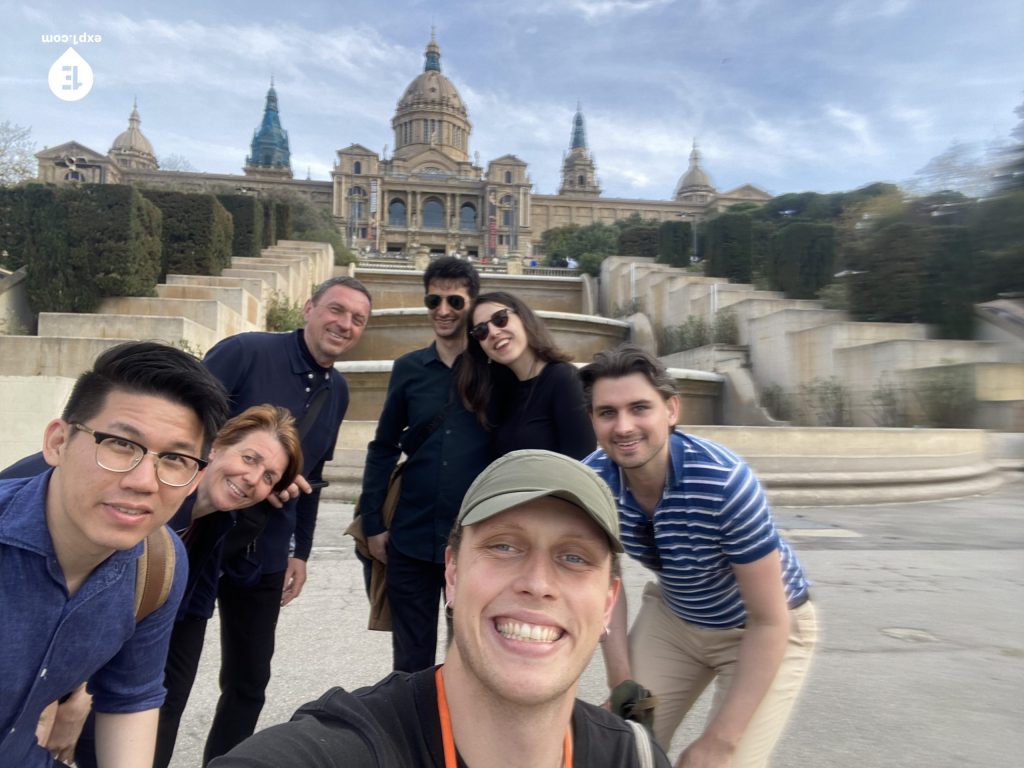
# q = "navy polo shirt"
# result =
<box><xmin>203</xmin><ymin>329</ymin><xmax>349</xmax><ymax>573</ymax></box>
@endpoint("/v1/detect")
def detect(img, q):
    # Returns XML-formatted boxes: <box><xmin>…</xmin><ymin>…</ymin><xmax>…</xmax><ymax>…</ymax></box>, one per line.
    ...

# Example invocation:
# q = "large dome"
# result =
<box><xmin>395</xmin><ymin>37</ymin><xmax>467</xmax><ymax>119</ymax></box>
<box><xmin>391</xmin><ymin>34</ymin><xmax>472</xmax><ymax>163</ymax></box>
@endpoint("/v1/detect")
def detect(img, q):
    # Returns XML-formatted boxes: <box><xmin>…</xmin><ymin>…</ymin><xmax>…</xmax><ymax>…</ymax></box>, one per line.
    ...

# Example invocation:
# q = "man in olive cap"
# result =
<box><xmin>212</xmin><ymin>450</ymin><xmax>669</xmax><ymax>767</ymax></box>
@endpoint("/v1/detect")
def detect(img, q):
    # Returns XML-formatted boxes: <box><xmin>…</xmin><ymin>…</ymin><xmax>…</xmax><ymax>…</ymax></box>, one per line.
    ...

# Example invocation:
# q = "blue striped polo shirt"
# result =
<box><xmin>585</xmin><ymin>431</ymin><xmax>809</xmax><ymax>629</ymax></box>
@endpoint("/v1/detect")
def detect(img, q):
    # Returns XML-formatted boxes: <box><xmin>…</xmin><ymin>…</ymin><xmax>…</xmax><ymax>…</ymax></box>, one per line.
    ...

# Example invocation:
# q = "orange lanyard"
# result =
<box><xmin>434</xmin><ymin>666</ymin><xmax>573</xmax><ymax>767</ymax></box>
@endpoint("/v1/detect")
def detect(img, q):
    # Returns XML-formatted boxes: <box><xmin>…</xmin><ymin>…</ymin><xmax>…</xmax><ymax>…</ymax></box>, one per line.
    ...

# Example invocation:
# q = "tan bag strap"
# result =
<box><xmin>134</xmin><ymin>526</ymin><xmax>175</xmax><ymax>622</ymax></box>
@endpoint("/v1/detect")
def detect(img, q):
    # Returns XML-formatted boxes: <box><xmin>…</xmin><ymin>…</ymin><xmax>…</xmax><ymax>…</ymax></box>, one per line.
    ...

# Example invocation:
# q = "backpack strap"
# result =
<box><xmin>134</xmin><ymin>526</ymin><xmax>176</xmax><ymax>622</ymax></box>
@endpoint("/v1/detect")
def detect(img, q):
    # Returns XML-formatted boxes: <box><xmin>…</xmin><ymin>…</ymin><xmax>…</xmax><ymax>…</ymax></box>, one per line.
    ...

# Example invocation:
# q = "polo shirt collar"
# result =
<box><xmin>0</xmin><ymin>470</ymin><xmax>142</xmax><ymax>564</ymax></box>
<box><xmin>292</xmin><ymin>328</ymin><xmax>333</xmax><ymax>376</ymax></box>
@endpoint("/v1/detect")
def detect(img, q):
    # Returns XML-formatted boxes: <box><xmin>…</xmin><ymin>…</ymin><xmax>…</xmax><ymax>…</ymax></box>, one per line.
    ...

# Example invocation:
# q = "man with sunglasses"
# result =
<box><xmin>358</xmin><ymin>256</ymin><xmax>493</xmax><ymax>673</ymax></box>
<box><xmin>0</xmin><ymin>341</ymin><xmax>228</xmax><ymax>768</ymax></box>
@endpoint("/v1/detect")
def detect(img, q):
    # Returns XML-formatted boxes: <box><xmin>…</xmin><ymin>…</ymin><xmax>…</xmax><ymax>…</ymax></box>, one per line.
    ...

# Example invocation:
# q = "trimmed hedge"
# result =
<box><xmin>704</xmin><ymin>212</ymin><xmax>753</xmax><ymax>283</ymax></box>
<box><xmin>617</xmin><ymin>225</ymin><xmax>660</xmax><ymax>258</ymax></box>
<box><xmin>656</xmin><ymin>220</ymin><xmax>692</xmax><ymax>267</ymax></box>
<box><xmin>10</xmin><ymin>185</ymin><xmax>163</xmax><ymax>313</ymax></box>
<box><xmin>141</xmin><ymin>190</ymin><xmax>233</xmax><ymax>278</ymax></box>
<box><xmin>0</xmin><ymin>184</ymin><xmax>62</xmax><ymax>272</ymax></box>
<box><xmin>274</xmin><ymin>202</ymin><xmax>291</xmax><ymax>240</ymax></box>
<box><xmin>261</xmin><ymin>200</ymin><xmax>276</xmax><ymax>247</ymax></box>
<box><xmin>768</xmin><ymin>222</ymin><xmax>835</xmax><ymax>299</ymax></box>
<box><xmin>216</xmin><ymin>194</ymin><xmax>264</xmax><ymax>258</ymax></box>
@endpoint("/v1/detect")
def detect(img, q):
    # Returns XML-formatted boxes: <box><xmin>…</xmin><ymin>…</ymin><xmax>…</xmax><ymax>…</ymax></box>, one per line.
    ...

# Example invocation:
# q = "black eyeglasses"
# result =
<box><xmin>469</xmin><ymin>308</ymin><xmax>516</xmax><ymax>341</ymax></box>
<box><xmin>71</xmin><ymin>422</ymin><xmax>208</xmax><ymax>487</ymax></box>
<box><xmin>424</xmin><ymin>294</ymin><xmax>466</xmax><ymax>311</ymax></box>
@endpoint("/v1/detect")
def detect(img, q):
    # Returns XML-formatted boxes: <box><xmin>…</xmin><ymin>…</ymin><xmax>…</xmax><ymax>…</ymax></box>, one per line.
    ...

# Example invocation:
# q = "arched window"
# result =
<box><xmin>459</xmin><ymin>203</ymin><xmax>477</xmax><ymax>231</ymax></box>
<box><xmin>504</xmin><ymin>170</ymin><xmax>512</xmax><ymax>184</ymax></box>
<box><xmin>64</xmin><ymin>170</ymin><xmax>83</xmax><ymax>182</ymax></box>
<box><xmin>353</xmin><ymin>161</ymin><xmax>362</xmax><ymax>175</ymax></box>
<box><xmin>578</xmin><ymin>174</ymin><xmax>585</xmax><ymax>186</ymax></box>
<box><xmin>422</xmin><ymin>198</ymin><xmax>444</xmax><ymax>229</ymax></box>
<box><xmin>388</xmin><ymin>199</ymin><xmax>407</xmax><ymax>226</ymax></box>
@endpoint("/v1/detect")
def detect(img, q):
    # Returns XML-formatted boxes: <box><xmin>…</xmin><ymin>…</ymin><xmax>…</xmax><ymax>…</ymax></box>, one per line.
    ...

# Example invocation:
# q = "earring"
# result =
<box><xmin>444</xmin><ymin>600</ymin><xmax>454</xmax><ymax>621</ymax></box>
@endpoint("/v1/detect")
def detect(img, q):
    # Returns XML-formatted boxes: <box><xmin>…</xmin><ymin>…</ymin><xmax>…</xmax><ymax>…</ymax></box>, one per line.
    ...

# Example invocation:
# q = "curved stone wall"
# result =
<box><xmin>343</xmin><ymin>307</ymin><xmax>631</xmax><ymax>363</ymax></box>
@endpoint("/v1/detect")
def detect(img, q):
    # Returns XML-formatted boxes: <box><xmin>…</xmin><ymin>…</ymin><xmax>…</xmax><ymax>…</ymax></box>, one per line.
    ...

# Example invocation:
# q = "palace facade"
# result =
<box><xmin>35</xmin><ymin>34</ymin><xmax>771</xmax><ymax>259</ymax></box>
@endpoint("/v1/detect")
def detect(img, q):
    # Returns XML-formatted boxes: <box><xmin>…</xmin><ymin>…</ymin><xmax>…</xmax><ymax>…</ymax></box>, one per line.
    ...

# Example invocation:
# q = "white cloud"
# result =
<box><xmin>536</xmin><ymin>0</ymin><xmax>673</xmax><ymax>21</ymax></box>
<box><xmin>831</xmin><ymin>0</ymin><xmax>913</xmax><ymax>26</ymax></box>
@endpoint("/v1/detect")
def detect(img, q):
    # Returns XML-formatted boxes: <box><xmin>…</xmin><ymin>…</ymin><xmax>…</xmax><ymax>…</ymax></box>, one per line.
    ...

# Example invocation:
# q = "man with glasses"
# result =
<box><xmin>0</xmin><ymin>341</ymin><xmax>228</xmax><ymax>768</ymax></box>
<box><xmin>358</xmin><ymin>256</ymin><xmax>493</xmax><ymax>673</ymax></box>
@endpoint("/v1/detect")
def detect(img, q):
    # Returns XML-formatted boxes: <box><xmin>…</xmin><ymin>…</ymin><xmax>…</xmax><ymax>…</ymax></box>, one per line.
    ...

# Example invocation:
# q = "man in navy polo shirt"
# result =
<box><xmin>165</xmin><ymin>276</ymin><xmax>372</xmax><ymax>765</ymax></box>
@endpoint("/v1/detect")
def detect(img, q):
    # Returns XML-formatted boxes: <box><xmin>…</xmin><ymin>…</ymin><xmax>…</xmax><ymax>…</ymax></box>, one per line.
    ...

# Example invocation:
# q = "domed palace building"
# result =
<box><xmin>34</xmin><ymin>34</ymin><xmax>771</xmax><ymax>259</ymax></box>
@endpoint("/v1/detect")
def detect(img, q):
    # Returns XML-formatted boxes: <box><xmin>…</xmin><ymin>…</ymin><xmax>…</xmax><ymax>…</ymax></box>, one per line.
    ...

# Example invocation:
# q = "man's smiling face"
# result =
<box><xmin>426</xmin><ymin>279</ymin><xmax>471</xmax><ymax>341</ymax></box>
<box><xmin>444</xmin><ymin>497</ymin><xmax>620</xmax><ymax>708</ymax></box>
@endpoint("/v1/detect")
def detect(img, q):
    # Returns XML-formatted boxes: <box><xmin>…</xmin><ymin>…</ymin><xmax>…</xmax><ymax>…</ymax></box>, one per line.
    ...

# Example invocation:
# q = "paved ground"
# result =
<box><xmin>169</xmin><ymin>476</ymin><xmax>1024</xmax><ymax>767</ymax></box>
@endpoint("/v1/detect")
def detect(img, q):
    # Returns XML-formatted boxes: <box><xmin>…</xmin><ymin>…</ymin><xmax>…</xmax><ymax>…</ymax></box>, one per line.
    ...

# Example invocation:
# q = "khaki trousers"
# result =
<box><xmin>630</xmin><ymin>581</ymin><xmax>818</xmax><ymax>767</ymax></box>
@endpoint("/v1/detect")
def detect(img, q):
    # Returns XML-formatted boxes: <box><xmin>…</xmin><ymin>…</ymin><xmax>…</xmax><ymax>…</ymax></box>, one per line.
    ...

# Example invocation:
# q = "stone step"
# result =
<box><xmin>320</xmin><ymin>424</ymin><xmax>1009</xmax><ymax>507</ymax></box>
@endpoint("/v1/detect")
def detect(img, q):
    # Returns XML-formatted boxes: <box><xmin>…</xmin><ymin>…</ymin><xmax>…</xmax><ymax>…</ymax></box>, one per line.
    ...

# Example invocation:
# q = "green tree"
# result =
<box><xmin>847</xmin><ymin>221</ymin><xmax>927</xmax><ymax>323</ymax></box>
<box><xmin>617</xmin><ymin>224</ymin><xmax>660</xmax><ymax>258</ymax></box>
<box><xmin>541</xmin><ymin>224</ymin><xmax>581</xmax><ymax>264</ymax></box>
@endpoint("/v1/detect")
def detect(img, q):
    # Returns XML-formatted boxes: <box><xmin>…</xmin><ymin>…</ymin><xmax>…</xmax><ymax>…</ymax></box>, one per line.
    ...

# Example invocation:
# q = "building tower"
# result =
<box><xmin>674</xmin><ymin>139</ymin><xmax>715</xmax><ymax>203</ymax></box>
<box><xmin>558</xmin><ymin>104</ymin><xmax>601</xmax><ymax>196</ymax></box>
<box><xmin>108</xmin><ymin>100</ymin><xmax>158</xmax><ymax>171</ymax></box>
<box><xmin>244</xmin><ymin>78</ymin><xmax>293</xmax><ymax>179</ymax></box>
<box><xmin>390</xmin><ymin>31</ymin><xmax>472</xmax><ymax>165</ymax></box>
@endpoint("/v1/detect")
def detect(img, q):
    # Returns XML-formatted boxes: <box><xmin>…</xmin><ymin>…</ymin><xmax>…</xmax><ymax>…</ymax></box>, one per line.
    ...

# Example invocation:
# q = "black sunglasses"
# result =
<box><xmin>469</xmin><ymin>308</ymin><xmax>516</xmax><ymax>341</ymax></box>
<box><xmin>424</xmin><ymin>294</ymin><xmax>466</xmax><ymax>311</ymax></box>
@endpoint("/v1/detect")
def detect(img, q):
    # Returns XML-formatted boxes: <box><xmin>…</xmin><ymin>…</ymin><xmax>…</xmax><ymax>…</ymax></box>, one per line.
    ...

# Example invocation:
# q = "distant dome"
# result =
<box><xmin>674</xmin><ymin>140</ymin><xmax>715</xmax><ymax>199</ymax></box>
<box><xmin>680</xmin><ymin>165</ymin><xmax>712</xmax><ymax>189</ymax></box>
<box><xmin>109</xmin><ymin>102</ymin><xmax>157</xmax><ymax>169</ymax></box>
<box><xmin>396</xmin><ymin>37</ymin><xmax>468</xmax><ymax>119</ymax></box>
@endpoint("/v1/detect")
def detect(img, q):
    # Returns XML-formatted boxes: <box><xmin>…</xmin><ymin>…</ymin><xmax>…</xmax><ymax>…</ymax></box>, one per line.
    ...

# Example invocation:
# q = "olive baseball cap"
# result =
<box><xmin>458</xmin><ymin>449</ymin><xmax>623</xmax><ymax>552</ymax></box>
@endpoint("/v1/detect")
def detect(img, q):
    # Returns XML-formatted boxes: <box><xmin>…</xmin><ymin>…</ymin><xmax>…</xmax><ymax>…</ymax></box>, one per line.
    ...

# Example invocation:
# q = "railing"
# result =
<box><xmin>524</xmin><ymin>267</ymin><xmax>581</xmax><ymax>277</ymax></box>
<box><xmin>357</xmin><ymin>258</ymin><xmax>416</xmax><ymax>271</ymax></box>
<box><xmin>354</xmin><ymin>258</ymin><xmax>582</xmax><ymax>277</ymax></box>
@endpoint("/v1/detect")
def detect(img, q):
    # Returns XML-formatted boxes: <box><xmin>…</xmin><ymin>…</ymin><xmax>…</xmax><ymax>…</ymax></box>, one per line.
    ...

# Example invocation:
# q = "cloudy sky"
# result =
<box><xmin>2</xmin><ymin>0</ymin><xmax>1021</xmax><ymax>199</ymax></box>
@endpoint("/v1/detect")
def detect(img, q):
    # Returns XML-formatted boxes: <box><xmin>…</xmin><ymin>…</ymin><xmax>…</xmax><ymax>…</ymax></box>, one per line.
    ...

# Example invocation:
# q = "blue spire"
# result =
<box><xmin>247</xmin><ymin>79</ymin><xmax>290</xmax><ymax>169</ymax></box>
<box><xmin>424</xmin><ymin>29</ymin><xmax>441</xmax><ymax>72</ymax></box>
<box><xmin>571</xmin><ymin>103</ymin><xmax>587</xmax><ymax>150</ymax></box>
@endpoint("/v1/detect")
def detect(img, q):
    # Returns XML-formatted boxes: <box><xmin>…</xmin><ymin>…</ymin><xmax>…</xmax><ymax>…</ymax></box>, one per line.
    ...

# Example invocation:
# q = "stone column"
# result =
<box><xmin>506</xmin><ymin>253</ymin><xmax>523</xmax><ymax>275</ymax></box>
<box><xmin>414</xmin><ymin>244</ymin><xmax>431</xmax><ymax>271</ymax></box>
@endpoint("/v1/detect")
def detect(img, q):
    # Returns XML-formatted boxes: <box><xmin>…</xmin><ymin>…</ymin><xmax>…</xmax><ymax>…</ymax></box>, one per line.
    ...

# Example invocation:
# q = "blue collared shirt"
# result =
<box><xmin>0</xmin><ymin>472</ymin><xmax>187</xmax><ymax>767</ymax></box>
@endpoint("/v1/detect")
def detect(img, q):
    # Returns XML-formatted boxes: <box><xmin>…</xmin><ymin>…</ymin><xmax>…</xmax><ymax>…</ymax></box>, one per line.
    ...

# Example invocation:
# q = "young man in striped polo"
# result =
<box><xmin>581</xmin><ymin>344</ymin><xmax>816</xmax><ymax>768</ymax></box>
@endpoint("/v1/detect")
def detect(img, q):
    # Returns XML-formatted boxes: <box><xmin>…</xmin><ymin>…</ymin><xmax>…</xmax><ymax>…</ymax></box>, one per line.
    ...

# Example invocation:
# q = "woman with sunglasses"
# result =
<box><xmin>36</xmin><ymin>405</ymin><xmax>303</xmax><ymax>768</ymax></box>
<box><xmin>456</xmin><ymin>291</ymin><xmax>596</xmax><ymax>460</ymax></box>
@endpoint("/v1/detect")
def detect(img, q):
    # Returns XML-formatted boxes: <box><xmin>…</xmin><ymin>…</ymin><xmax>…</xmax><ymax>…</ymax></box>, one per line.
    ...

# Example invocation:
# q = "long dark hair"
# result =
<box><xmin>456</xmin><ymin>291</ymin><xmax>571</xmax><ymax>426</ymax></box>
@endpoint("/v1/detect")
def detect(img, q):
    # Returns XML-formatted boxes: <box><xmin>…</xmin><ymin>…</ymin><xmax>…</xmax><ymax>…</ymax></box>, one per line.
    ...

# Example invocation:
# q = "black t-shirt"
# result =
<box><xmin>492</xmin><ymin>361</ymin><xmax>596</xmax><ymax>460</ymax></box>
<box><xmin>209</xmin><ymin>667</ymin><xmax>670</xmax><ymax>767</ymax></box>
